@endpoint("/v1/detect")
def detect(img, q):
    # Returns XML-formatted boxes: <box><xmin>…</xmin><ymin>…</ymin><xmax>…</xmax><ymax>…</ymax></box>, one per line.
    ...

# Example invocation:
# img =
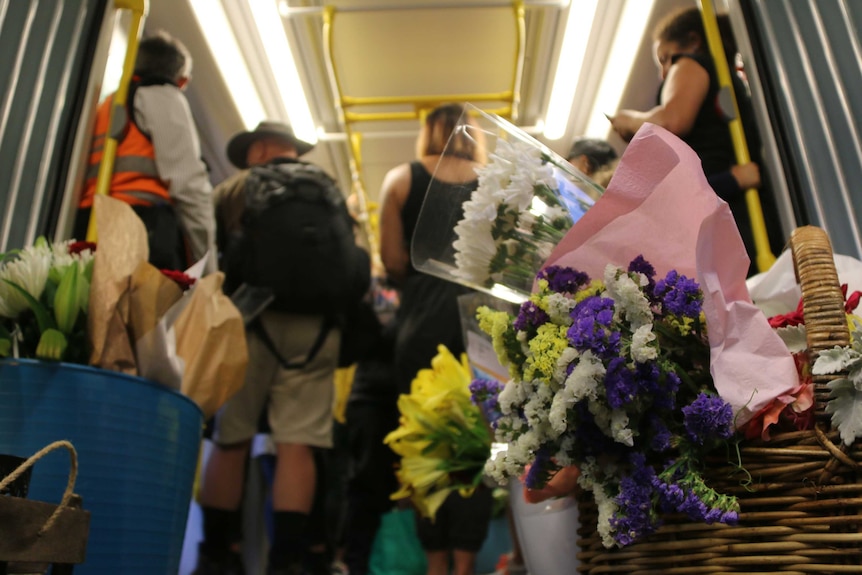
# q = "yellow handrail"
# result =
<box><xmin>698</xmin><ymin>0</ymin><xmax>776</xmax><ymax>272</ymax></box>
<box><xmin>321</xmin><ymin>1</ymin><xmax>526</xmax><ymax>264</ymax></box>
<box><xmin>85</xmin><ymin>0</ymin><xmax>149</xmax><ymax>242</ymax></box>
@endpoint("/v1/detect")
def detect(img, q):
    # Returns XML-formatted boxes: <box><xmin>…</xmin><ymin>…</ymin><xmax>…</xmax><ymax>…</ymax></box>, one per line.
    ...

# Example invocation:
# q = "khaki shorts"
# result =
<box><xmin>213</xmin><ymin>311</ymin><xmax>339</xmax><ymax>448</ymax></box>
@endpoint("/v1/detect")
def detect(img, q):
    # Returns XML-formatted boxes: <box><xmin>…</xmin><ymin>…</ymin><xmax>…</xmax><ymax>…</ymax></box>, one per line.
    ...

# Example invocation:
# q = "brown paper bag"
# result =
<box><xmin>173</xmin><ymin>273</ymin><xmax>248</xmax><ymax>419</ymax></box>
<box><xmin>127</xmin><ymin>261</ymin><xmax>184</xmax><ymax>344</ymax></box>
<box><xmin>87</xmin><ymin>196</ymin><xmax>149</xmax><ymax>372</ymax></box>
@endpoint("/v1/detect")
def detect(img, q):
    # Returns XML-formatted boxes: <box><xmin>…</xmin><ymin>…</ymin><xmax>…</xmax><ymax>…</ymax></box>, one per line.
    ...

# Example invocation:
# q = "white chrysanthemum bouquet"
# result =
<box><xmin>411</xmin><ymin>104</ymin><xmax>603</xmax><ymax>302</ymax></box>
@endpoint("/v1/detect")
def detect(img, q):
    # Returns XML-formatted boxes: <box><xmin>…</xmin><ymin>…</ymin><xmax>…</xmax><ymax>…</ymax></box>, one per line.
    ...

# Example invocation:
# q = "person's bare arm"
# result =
<box><xmin>610</xmin><ymin>57</ymin><xmax>710</xmax><ymax>141</ymax></box>
<box><xmin>378</xmin><ymin>163</ymin><xmax>411</xmax><ymax>285</ymax></box>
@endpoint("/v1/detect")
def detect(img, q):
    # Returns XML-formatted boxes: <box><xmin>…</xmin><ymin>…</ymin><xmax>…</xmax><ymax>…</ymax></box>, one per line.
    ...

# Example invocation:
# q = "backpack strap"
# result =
<box><xmin>250</xmin><ymin>316</ymin><xmax>336</xmax><ymax>371</ymax></box>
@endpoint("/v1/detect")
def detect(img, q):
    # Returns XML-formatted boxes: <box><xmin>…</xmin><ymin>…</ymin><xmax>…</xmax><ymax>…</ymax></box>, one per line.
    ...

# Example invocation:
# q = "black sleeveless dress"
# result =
<box><xmin>393</xmin><ymin>161</ymin><xmax>474</xmax><ymax>394</ymax></box>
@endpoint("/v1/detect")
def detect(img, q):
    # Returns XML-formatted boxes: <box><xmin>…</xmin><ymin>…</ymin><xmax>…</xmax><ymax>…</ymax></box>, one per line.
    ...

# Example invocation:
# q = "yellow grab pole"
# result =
<box><xmin>85</xmin><ymin>0</ymin><xmax>149</xmax><ymax>242</ymax></box>
<box><xmin>697</xmin><ymin>0</ymin><xmax>776</xmax><ymax>273</ymax></box>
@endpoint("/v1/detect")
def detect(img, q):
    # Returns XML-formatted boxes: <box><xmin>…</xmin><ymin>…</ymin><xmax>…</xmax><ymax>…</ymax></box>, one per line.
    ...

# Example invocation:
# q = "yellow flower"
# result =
<box><xmin>524</xmin><ymin>323</ymin><xmax>569</xmax><ymax>382</ymax></box>
<box><xmin>386</xmin><ymin>345</ymin><xmax>491</xmax><ymax>521</ymax></box>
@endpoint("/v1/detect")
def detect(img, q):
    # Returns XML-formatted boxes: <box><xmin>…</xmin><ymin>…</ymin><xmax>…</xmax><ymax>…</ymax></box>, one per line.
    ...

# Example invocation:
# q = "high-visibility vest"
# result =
<box><xmin>79</xmin><ymin>84</ymin><xmax>172</xmax><ymax>208</ymax></box>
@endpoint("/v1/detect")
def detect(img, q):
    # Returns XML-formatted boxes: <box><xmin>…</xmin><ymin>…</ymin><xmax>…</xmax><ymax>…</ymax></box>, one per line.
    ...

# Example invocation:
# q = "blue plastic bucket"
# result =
<box><xmin>0</xmin><ymin>359</ymin><xmax>203</xmax><ymax>574</ymax></box>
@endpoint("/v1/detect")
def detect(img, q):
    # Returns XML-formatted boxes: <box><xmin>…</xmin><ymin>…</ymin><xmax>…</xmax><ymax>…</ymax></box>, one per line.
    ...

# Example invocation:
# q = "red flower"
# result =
<box><xmin>68</xmin><ymin>241</ymin><xmax>97</xmax><ymax>255</ymax></box>
<box><xmin>160</xmin><ymin>269</ymin><xmax>196</xmax><ymax>291</ymax></box>
<box><xmin>842</xmin><ymin>284</ymin><xmax>862</xmax><ymax>314</ymax></box>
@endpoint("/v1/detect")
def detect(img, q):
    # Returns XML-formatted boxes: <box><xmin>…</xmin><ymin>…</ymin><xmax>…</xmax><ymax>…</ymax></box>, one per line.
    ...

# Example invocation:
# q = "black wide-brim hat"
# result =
<box><xmin>227</xmin><ymin>121</ymin><xmax>315</xmax><ymax>168</ymax></box>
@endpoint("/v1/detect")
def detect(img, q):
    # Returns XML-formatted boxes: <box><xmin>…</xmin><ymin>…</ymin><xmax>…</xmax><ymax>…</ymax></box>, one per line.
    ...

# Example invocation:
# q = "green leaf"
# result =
<box><xmin>4</xmin><ymin>280</ymin><xmax>55</xmax><ymax>332</ymax></box>
<box><xmin>53</xmin><ymin>264</ymin><xmax>80</xmax><ymax>334</ymax></box>
<box><xmin>775</xmin><ymin>325</ymin><xmax>808</xmax><ymax>353</ymax></box>
<box><xmin>0</xmin><ymin>338</ymin><xmax>10</xmax><ymax>357</ymax></box>
<box><xmin>825</xmin><ymin>378</ymin><xmax>862</xmax><ymax>446</ymax></box>
<box><xmin>35</xmin><ymin>328</ymin><xmax>67</xmax><ymax>361</ymax></box>
<box><xmin>813</xmin><ymin>347</ymin><xmax>858</xmax><ymax>375</ymax></box>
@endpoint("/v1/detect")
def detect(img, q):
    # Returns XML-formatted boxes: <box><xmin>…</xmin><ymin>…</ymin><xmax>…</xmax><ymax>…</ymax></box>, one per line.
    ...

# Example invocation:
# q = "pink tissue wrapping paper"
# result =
<box><xmin>542</xmin><ymin>123</ymin><xmax>798</xmax><ymax>426</ymax></box>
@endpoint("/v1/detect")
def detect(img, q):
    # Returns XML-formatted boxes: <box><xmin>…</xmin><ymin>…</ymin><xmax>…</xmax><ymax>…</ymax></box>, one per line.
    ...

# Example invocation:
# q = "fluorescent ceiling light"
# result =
<box><xmin>100</xmin><ymin>15</ymin><xmax>129</xmax><ymax>101</ymax></box>
<box><xmin>543</xmin><ymin>0</ymin><xmax>600</xmax><ymax>141</ymax></box>
<box><xmin>247</xmin><ymin>0</ymin><xmax>318</xmax><ymax>145</ymax></box>
<box><xmin>189</xmin><ymin>0</ymin><xmax>266</xmax><ymax>130</ymax></box>
<box><xmin>584</xmin><ymin>0</ymin><xmax>655</xmax><ymax>138</ymax></box>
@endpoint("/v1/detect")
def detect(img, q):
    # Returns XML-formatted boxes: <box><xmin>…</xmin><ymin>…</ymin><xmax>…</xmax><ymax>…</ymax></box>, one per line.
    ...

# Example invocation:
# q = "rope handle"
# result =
<box><xmin>0</xmin><ymin>440</ymin><xmax>79</xmax><ymax>536</ymax></box>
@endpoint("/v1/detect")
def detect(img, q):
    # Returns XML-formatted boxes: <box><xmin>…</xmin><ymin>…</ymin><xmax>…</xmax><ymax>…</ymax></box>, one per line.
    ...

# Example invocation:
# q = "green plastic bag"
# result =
<box><xmin>368</xmin><ymin>508</ymin><xmax>427</xmax><ymax>575</ymax></box>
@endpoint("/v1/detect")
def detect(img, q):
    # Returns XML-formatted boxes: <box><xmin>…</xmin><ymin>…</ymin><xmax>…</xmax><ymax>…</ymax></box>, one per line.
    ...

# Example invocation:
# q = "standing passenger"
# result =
<box><xmin>608</xmin><ymin>7</ymin><xmax>779</xmax><ymax>274</ymax></box>
<box><xmin>378</xmin><ymin>103</ymin><xmax>494</xmax><ymax>575</ymax></box>
<box><xmin>75</xmin><ymin>30</ymin><xmax>216</xmax><ymax>273</ymax></box>
<box><xmin>195</xmin><ymin>121</ymin><xmax>369</xmax><ymax>575</ymax></box>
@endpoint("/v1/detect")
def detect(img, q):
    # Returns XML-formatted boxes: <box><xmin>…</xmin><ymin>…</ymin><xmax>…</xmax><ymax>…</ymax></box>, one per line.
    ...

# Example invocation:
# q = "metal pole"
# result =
<box><xmin>85</xmin><ymin>0</ymin><xmax>149</xmax><ymax>242</ymax></box>
<box><xmin>698</xmin><ymin>0</ymin><xmax>776</xmax><ymax>272</ymax></box>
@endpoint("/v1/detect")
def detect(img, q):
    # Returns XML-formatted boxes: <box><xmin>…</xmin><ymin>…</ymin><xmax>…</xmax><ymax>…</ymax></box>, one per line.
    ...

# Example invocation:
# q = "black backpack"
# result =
<box><xmin>225</xmin><ymin>159</ymin><xmax>371</xmax><ymax>368</ymax></box>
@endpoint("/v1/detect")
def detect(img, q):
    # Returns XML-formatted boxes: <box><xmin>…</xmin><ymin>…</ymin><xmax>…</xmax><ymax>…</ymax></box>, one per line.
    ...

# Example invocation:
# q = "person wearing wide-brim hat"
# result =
<box><xmin>199</xmin><ymin>118</ymin><xmax>348</xmax><ymax>574</ymax></box>
<box><xmin>226</xmin><ymin>120</ymin><xmax>315</xmax><ymax>169</ymax></box>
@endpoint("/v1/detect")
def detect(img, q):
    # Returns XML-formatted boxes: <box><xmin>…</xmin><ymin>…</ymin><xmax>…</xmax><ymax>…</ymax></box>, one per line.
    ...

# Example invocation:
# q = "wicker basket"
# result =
<box><xmin>576</xmin><ymin>226</ymin><xmax>862</xmax><ymax>574</ymax></box>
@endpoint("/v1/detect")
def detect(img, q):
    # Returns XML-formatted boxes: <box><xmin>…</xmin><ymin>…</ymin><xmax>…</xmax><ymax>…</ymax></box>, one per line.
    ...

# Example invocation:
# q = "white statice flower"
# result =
<box><xmin>604</xmin><ymin>264</ymin><xmax>653</xmax><ymax>330</ymax></box>
<box><xmin>609</xmin><ymin>410</ymin><xmax>634</xmax><ymax>446</ymax></box>
<box><xmin>484</xmin><ymin>451</ymin><xmax>510</xmax><ymax>483</ymax></box>
<box><xmin>513</xmin><ymin>428</ymin><xmax>541</xmax><ymax>457</ymax></box>
<box><xmin>577</xmin><ymin>457</ymin><xmax>599</xmax><ymax>490</ymax></box>
<box><xmin>631</xmin><ymin>324</ymin><xmax>658</xmax><ymax>363</ymax></box>
<box><xmin>595</xmin><ymin>491</ymin><xmax>620</xmax><ymax>548</ymax></box>
<box><xmin>0</xmin><ymin>243</ymin><xmax>52</xmax><ymax>319</ymax></box>
<box><xmin>523</xmin><ymin>392</ymin><xmax>550</xmax><ymax>427</ymax></box>
<box><xmin>498</xmin><ymin>378</ymin><xmax>530</xmax><ymax>415</ymax></box>
<box><xmin>589</xmin><ymin>399</ymin><xmax>612</xmax><ymax>438</ymax></box>
<box><xmin>553</xmin><ymin>347</ymin><xmax>579</xmax><ymax>385</ymax></box>
<box><xmin>546</xmin><ymin>292</ymin><xmax>576</xmax><ymax>326</ymax></box>
<box><xmin>563</xmin><ymin>350</ymin><xmax>605</xmax><ymax>402</ymax></box>
<box><xmin>548</xmin><ymin>388</ymin><xmax>572</xmax><ymax>436</ymax></box>
<box><xmin>503</xmin><ymin>439</ymin><xmax>532</xmax><ymax>472</ymax></box>
<box><xmin>553</xmin><ymin>434</ymin><xmax>576</xmax><ymax>466</ymax></box>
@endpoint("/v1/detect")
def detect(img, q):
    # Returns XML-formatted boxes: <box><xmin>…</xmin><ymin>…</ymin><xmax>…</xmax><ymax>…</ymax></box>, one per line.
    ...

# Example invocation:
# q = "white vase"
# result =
<box><xmin>509</xmin><ymin>477</ymin><xmax>581</xmax><ymax>574</ymax></box>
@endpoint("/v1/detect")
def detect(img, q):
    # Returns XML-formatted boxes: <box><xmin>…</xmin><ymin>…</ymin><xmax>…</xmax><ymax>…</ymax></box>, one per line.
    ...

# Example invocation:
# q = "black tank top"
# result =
<box><xmin>400</xmin><ymin>161</ymin><xmax>478</xmax><ymax>276</ymax></box>
<box><xmin>664</xmin><ymin>53</ymin><xmax>735</xmax><ymax>176</ymax></box>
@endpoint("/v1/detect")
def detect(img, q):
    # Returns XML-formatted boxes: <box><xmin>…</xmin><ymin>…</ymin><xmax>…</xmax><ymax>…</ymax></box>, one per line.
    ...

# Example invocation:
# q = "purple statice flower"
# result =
<box><xmin>610</xmin><ymin>453</ymin><xmax>659</xmax><ymax>546</ymax></box>
<box><xmin>682</xmin><ymin>393</ymin><xmax>735</xmax><ymax>445</ymax></box>
<box><xmin>648</xmin><ymin>414</ymin><xmax>672</xmax><ymax>452</ymax></box>
<box><xmin>604</xmin><ymin>357</ymin><xmax>638</xmax><ymax>409</ymax></box>
<box><xmin>655</xmin><ymin>270</ymin><xmax>702</xmax><ymax>318</ymax></box>
<box><xmin>469</xmin><ymin>378</ymin><xmax>504</xmax><ymax>427</ymax></box>
<box><xmin>524</xmin><ymin>448</ymin><xmax>552</xmax><ymax>489</ymax></box>
<box><xmin>633</xmin><ymin>360</ymin><xmax>661</xmax><ymax>397</ymax></box>
<box><xmin>654</xmin><ymin>457</ymin><xmax>740</xmax><ymax>526</ymax></box>
<box><xmin>537</xmin><ymin>265</ymin><xmax>589</xmax><ymax>294</ymax></box>
<box><xmin>567</xmin><ymin>296</ymin><xmax>621</xmax><ymax>359</ymax></box>
<box><xmin>512</xmin><ymin>300</ymin><xmax>549</xmax><ymax>332</ymax></box>
<box><xmin>653</xmin><ymin>371</ymin><xmax>681</xmax><ymax>411</ymax></box>
<box><xmin>652</xmin><ymin>472</ymin><xmax>686</xmax><ymax>513</ymax></box>
<box><xmin>628</xmin><ymin>255</ymin><xmax>656</xmax><ymax>299</ymax></box>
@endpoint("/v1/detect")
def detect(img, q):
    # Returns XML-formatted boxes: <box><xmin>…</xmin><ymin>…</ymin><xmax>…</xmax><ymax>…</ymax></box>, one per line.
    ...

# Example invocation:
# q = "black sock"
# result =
<box><xmin>201</xmin><ymin>507</ymin><xmax>243</xmax><ymax>555</ymax></box>
<box><xmin>269</xmin><ymin>511</ymin><xmax>309</xmax><ymax>568</ymax></box>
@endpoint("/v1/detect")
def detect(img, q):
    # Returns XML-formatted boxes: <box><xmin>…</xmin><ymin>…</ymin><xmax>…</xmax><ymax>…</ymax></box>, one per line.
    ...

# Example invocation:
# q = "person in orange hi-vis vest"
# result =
<box><xmin>74</xmin><ymin>30</ymin><xmax>216</xmax><ymax>274</ymax></box>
